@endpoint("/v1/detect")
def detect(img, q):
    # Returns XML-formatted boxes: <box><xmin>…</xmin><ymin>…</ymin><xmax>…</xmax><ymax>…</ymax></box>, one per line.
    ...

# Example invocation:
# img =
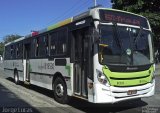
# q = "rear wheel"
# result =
<box><xmin>14</xmin><ymin>71</ymin><xmax>19</xmax><ymax>85</ymax></box>
<box><xmin>53</xmin><ymin>77</ymin><xmax>68</xmax><ymax>104</ymax></box>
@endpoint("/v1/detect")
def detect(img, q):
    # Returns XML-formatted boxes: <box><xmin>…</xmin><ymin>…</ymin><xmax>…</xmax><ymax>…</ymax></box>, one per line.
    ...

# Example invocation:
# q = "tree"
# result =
<box><xmin>0</xmin><ymin>42</ymin><xmax>4</xmax><ymax>55</ymax></box>
<box><xmin>3</xmin><ymin>34</ymin><xmax>21</xmax><ymax>44</ymax></box>
<box><xmin>111</xmin><ymin>0</ymin><xmax>160</xmax><ymax>47</ymax></box>
<box><xmin>0</xmin><ymin>34</ymin><xmax>21</xmax><ymax>56</ymax></box>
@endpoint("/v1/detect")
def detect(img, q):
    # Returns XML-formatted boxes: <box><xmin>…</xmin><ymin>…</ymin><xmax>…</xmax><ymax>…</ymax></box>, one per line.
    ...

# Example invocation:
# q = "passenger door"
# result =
<box><xmin>72</xmin><ymin>28</ymin><xmax>90</xmax><ymax>97</ymax></box>
<box><xmin>23</xmin><ymin>44</ymin><xmax>30</xmax><ymax>82</ymax></box>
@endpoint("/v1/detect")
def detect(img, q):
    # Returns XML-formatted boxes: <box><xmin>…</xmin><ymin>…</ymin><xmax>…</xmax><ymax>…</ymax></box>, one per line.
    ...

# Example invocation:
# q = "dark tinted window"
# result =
<box><xmin>44</xmin><ymin>35</ymin><xmax>49</xmax><ymax>55</ymax></box>
<box><xmin>4</xmin><ymin>46</ymin><xmax>10</xmax><ymax>60</ymax></box>
<box><xmin>34</xmin><ymin>37</ymin><xmax>39</xmax><ymax>57</ymax></box>
<box><xmin>57</xmin><ymin>29</ymin><xmax>67</xmax><ymax>54</ymax></box>
<box><xmin>50</xmin><ymin>28</ymin><xmax>68</xmax><ymax>56</ymax></box>
<box><xmin>10</xmin><ymin>45</ymin><xmax>15</xmax><ymax>59</ymax></box>
<box><xmin>16</xmin><ymin>44</ymin><xmax>19</xmax><ymax>58</ymax></box>
<box><xmin>50</xmin><ymin>32</ymin><xmax>57</xmax><ymax>56</ymax></box>
<box><xmin>16</xmin><ymin>43</ymin><xmax>22</xmax><ymax>59</ymax></box>
<box><xmin>38</xmin><ymin>35</ymin><xmax>49</xmax><ymax>57</ymax></box>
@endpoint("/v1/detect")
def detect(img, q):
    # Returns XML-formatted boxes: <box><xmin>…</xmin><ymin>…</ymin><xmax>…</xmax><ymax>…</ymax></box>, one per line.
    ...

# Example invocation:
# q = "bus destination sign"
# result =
<box><xmin>99</xmin><ymin>9</ymin><xmax>149</xmax><ymax>29</ymax></box>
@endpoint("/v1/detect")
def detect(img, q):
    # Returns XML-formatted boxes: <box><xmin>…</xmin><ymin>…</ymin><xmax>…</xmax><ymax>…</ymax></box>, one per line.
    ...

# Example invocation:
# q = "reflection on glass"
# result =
<box><xmin>99</xmin><ymin>25</ymin><xmax>154</xmax><ymax>66</ymax></box>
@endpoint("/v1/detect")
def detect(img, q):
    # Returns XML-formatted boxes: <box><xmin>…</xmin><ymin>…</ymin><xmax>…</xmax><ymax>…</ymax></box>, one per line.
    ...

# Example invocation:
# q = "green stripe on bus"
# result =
<box><xmin>102</xmin><ymin>65</ymin><xmax>153</xmax><ymax>86</ymax></box>
<box><xmin>110</xmin><ymin>76</ymin><xmax>151</xmax><ymax>86</ymax></box>
<box><xmin>65</xmin><ymin>65</ymin><xmax>71</xmax><ymax>76</ymax></box>
<box><xmin>47</xmin><ymin>18</ymin><xmax>72</xmax><ymax>31</ymax></box>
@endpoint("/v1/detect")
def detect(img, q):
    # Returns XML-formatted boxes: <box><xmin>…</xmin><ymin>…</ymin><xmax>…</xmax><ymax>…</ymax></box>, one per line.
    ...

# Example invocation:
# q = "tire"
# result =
<box><xmin>14</xmin><ymin>71</ymin><xmax>19</xmax><ymax>85</ymax></box>
<box><xmin>53</xmin><ymin>77</ymin><xmax>68</xmax><ymax>104</ymax></box>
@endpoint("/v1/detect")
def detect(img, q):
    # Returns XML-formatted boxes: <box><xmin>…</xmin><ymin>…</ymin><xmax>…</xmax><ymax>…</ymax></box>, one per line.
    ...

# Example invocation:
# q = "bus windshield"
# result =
<box><xmin>98</xmin><ymin>25</ymin><xmax>154</xmax><ymax>66</ymax></box>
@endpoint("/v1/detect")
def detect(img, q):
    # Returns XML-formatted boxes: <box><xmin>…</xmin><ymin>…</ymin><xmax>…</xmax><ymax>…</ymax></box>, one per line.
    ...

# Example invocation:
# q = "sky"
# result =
<box><xmin>0</xmin><ymin>0</ymin><xmax>112</xmax><ymax>41</ymax></box>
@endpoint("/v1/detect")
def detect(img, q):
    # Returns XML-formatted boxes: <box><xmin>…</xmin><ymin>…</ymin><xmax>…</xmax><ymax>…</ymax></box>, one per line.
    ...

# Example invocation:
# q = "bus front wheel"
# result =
<box><xmin>53</xmin><ymin>77</ymin><xmax>68</xmax><ymax>104</ymax></box>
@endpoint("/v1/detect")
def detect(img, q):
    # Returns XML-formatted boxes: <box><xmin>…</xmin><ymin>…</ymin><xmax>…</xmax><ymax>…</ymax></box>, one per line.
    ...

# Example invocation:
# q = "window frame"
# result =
<box><xmin>49</xmin><ymin>27</ymin><xmax>68</xmax><ymax>57</ymax></box>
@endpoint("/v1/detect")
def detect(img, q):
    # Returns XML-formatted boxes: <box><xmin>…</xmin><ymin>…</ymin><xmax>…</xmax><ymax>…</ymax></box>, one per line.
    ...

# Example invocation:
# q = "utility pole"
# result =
<box><xmin>89</xmin><ymin>0</ymin><xmax>101</xmax><ymax>9</ymax></box>
<box><xmin>94</xmin><ymin>0</ymin><xmax>97</xmax><ymax>7</ymax></box>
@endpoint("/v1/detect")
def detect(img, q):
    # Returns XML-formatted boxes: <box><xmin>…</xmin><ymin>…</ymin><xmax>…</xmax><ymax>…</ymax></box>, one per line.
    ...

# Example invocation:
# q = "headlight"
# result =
<box><xmin>151</xmin><ymin>71</ymin><xmax>155</xmax><ymax>83</ymax></box>
<box><xmin>96</xmin><ymin>69</ymin><xmax>110</xmax><ymax>86</ymax></box>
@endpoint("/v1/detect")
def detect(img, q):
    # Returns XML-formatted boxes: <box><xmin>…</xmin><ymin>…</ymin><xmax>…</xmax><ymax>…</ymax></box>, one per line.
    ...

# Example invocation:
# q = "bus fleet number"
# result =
<box><xmin>45</xmin><ymin>63</ymin><xmax>54</xmax><ymax>69</ymax></box>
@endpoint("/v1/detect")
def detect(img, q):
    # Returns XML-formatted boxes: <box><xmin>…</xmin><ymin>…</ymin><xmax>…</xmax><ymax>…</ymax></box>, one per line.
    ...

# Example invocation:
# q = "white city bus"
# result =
<box><xmin>3</xmin><ymin>7</ymin><xmax>155</xmax><ymax>104</ymax></box>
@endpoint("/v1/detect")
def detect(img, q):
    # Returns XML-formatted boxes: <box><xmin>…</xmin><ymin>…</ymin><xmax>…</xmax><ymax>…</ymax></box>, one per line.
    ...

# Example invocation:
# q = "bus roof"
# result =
<box><xmin>5</xmin><ymin>37</ymin><xmax>25</xmax><ymax>46</ymax></box>
<box><xmin>30</xmin><ymin>7</ymin><xmax>146</xmax><ymax>36</ymax></box>
<box><xmin>5</xmin><ymin>7</ymin><xmax>147</xmax><ymax>45</ymax></box>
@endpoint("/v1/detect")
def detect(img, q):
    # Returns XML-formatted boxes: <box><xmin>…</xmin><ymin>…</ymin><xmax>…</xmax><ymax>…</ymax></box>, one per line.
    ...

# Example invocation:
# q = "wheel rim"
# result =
<box><xmin>55</xmin><ymin>84</ymin><xmax>64</xmax><ymax>97</ymax></box>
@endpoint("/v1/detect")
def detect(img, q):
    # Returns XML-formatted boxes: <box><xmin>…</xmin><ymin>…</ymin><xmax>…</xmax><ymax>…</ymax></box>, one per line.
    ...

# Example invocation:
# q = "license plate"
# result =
<box><xmin>127</xmin><ymin>90</ymin><xmax>137</xmax><ymax>95</ymax></box>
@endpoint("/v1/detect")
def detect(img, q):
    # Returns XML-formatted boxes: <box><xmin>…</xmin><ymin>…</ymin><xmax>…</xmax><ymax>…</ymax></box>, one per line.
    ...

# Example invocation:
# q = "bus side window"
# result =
<box><xmin>50</xmin><ymin>32</ymin><xmax>57</xmax><ymax>56</ymax></box>
<box><xmin>38</xmin><ymin>35</ymin><xmax>49</xmax><ymax>57</ymax></box>
<box><xmin>32</xmin><ymin>38</ymin><xmax>36</xmax><ymax>58</ymax></box>
<box><xmin>4</xmin><ymin>46</ymin><xmax>9</xmax><ymax>60</ymax></box>
<box><xmin>7</xmin><ymin>46</ymin><xmax>10</xmax><ymax>60</ymax></box>
<box><xmin>17</xmin><ymin>43</ymin><xmax>22</xmax><ymax>59</ymax></box>
<box><xmin>44</xmin><ymin>35</ymin><xmax>49</xmax><ymax>55</ymax></box>
<box><xmin>16</xmin><ymin>43</ymin><xmax>20</xmax><ymax>58</ymax></box>
<box><xmin>35</xmin><ymin>37</ymin><xmax>39</xmax><ymax>57</ymax></box>
<box><xmin>57</xmin><ymin>29</ymin><xmax>67</xmax><ymax>55</ymax></box>
<box><xmin>10</xmin><ymin>45</ymin><xmax>13</xmax><ymax>59</ymax></box>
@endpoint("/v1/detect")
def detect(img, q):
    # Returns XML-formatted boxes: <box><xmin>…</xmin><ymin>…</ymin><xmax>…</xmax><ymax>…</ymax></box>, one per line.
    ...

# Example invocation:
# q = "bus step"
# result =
<box><xmin>73</xmin><ymin>94</ymin><xmax>88</xmax><ymax>100</ymax></box>
<box><xmin>74</xmin><ymin>92</ymin><xmax>81</xmax><ymax>95</ymax></box>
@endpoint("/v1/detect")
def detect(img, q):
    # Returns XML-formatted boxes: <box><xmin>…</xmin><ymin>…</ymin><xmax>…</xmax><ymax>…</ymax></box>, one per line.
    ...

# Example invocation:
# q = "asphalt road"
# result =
<box><xmin>0</xmin><ymin>66</ymin><xmax>160</xmax><ymax>113</ymax></box>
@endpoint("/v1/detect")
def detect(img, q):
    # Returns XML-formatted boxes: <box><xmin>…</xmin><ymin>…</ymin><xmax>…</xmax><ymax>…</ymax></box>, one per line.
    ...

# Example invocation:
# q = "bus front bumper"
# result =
<box><xmin>93</xmin><ymin>80</ymin><xmax>155</xmax><ymax>104</ymax></box>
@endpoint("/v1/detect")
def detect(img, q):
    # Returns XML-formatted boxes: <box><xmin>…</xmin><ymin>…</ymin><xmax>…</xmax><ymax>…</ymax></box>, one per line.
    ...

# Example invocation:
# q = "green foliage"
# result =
<box><xmin>0</xmin><ymin>34</ymin><xmax>21</xmax><ymax>56</ymax></box>
<box><xmin>3</xmin><ymin>34</ymin><xmax>21</xmax><ymax>44</ymax></box>
<box><xmin>0</xmin><ymin>42</ymin><xmax>4</xmax><ymax>55</ymax></box>
<box><xmin>111</xmin><ymin>0</ymin><xmax>160</xmax><ymax>42</ymax></box>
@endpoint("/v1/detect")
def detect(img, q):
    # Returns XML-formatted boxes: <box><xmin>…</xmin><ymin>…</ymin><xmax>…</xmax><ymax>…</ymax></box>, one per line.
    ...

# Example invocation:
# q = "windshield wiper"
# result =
<box><xmin>134</xmin><ymin>26</ymin><xmax>143</xmax><ymax>43</ymax></box>
<box><xmin>128</xmin><ymin>27</ymin><xmax>134</xmax><ymax>65</ymax></box>
<box><xmin>112</xmin><ymin>22</ymin><xmax>125</xmax><ymax>55</ymax></box>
